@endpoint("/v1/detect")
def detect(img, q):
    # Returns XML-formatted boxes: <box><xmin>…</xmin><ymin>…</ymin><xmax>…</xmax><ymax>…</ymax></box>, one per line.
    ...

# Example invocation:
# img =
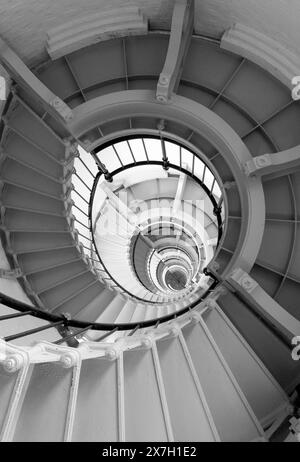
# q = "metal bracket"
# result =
<box><xmin>226</xmin><ymin>268</ymin><xmax>300</xmax><ymax>339</ymax></box>
<box><xmin>244</xmin><ymin>146</ymin><xmax>300</xmax><ymax>178</ymax></box>
<box><xmin>0</xmin><ymin>268</ymin><xmax>22</xmax><ymax>279</ymax></box>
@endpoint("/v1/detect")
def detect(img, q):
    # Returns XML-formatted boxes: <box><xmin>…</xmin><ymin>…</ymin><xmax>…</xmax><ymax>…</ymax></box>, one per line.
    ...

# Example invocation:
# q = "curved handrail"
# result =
<box><xmin>0</xmin><ymin>272</ymin><xmax>293</xmax><ymax>351</ymax></box>
<box><xmin>0</xmin><ymin>277</ymin><xmax>218</xmax><ymax>337</ymax></box>
<box><xmin>88</xmin><ymin>160</ymin><xmax>224</xmax><ymax>300</ymax></box>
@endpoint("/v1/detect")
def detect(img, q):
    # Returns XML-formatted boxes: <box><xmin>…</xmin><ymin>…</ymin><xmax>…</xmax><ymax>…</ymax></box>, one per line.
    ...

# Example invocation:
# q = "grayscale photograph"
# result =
<box><xmin>0</xmin><ymin>0</ymin><xmax>299</xmax><ymax>446</ymax></box>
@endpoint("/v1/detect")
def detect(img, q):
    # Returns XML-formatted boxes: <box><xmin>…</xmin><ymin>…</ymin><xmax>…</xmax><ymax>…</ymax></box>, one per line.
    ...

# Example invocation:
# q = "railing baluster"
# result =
<box><xmin>73</xmin><ymin>188</ymin><xmax>90</xmax><ymax>205</ymax></box>
<box><xmin>4</xmin><ymin>320</ymin><xmax>65</xmax><ymax>341</ymax></box>
<box><xmin>128</xmin><ymin>324</ymin><xmax>140</xmax><ymax>336</ymax></box>
<box><xmin>74</xmin><ymin>172</ymin><xmax>92</xmax><ymax>192</ymax></box>
<box><xmin>179</xmin><ymin>146</ymin><xmax>182</xmax><ymax>170</ymax></box>
<box><xmin>77</xmin><ymin>231</ymin><xmax>93</xmax><ymax>241</ymax></box>
<box><xmin>77</xmin><ymin>156</ymin><xmax>96</xmax><ymax>178</ymax></box>
<box><xmin>0</xmin><ymin>310</ymin><xmax>33</xmax><ymax>321</ymax></box>
<box><xmin>211</xmin><ymin>178</ymin><xmax>216</xmax><ymax>194</ymax></box>
<box><xmin>73</xmin><ymin>203</ymin><xmax>89</xmax><ymax>217</ymax></box>
<box><xmin>142</xmin><ymin>138</ymin><xmax>149</xmax><ymax>162</ymax></box>
<box><xmin>74</xmin><ymin>218</ymin><xmax>90</xmax><ymax>230</ymax></box>
<box><xmin>81</xmin><ymin>245</ymin><xmax>99</xmax><ymax>259</ymax></box>
<box><xmin>202</xmin><ymin>165</ymin><xmax>206</xmax><ymax>183</ymax></box>
<box><xmin>112</xmin><ymin>144</ymin><xmax>124</xmax><ymax>167</ymax></box>
<box><xmin>95</xmin><ymin>327</ymin><xmax>119</xmax><ymax>342</ymax></box>
<box><xmin>127</xmin><ymin>140</ymin><xmax>136</xmax><ymax>163</ymax></box>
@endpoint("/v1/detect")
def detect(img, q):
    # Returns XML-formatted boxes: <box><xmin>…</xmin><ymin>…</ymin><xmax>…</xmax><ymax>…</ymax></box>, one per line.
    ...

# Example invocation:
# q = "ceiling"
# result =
<box><xmin>0</xmin><ymin>0</ymin><xmax>299</xmax><ymax>66</ymax></box>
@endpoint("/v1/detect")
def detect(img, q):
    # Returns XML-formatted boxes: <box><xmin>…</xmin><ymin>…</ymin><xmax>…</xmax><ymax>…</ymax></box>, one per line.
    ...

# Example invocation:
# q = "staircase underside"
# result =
<box><xmin>0</xmin><ymin>15</ymin><xmax>299</xmax><ymax>441</ymax></box>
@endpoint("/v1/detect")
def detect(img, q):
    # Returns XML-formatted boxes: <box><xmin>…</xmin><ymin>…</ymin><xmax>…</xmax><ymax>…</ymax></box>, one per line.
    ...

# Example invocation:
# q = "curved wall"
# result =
<box><xmin>0</xmin><ymin>0</ymin><xmax>300</xmax><ymax>66</ymax></box>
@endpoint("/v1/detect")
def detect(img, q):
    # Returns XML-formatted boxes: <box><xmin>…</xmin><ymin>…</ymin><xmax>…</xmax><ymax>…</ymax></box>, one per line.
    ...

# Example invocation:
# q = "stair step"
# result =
<box><xmin>95</xmin><ymin>294</ymin><xmax>125</xmax><ymax>324</ymax></box>
<box><xmin>50</xmin><ymin>280</ymin><xmax>99</xmax><ymax>311</ymax></box>
<box><xmin>6</xmin><ymin>99</ymin><xmax>65</xmax><ymax>161</ymax></box>
<box><xmin>1</xmin><ymin>159</ymin><xmax>63</xmax><ymax>197</ymax></box>
<box><xmin>37</xmin><ymin>269</ymin><xmax>90</xmax><ymax>294</ymax></box>
<box><xmin>53</xmin><ymin>281</ymin><xmax>104</xmax><ymax>316</ymax></box>
<box><xmin>3</xmin><ymin>204</ymin><xmax>65</xmax><ymax>218</ymax></box>
<box><xmin>114</xmin><ymin>301</ymin><xmax>136</xmax><ymax>324</ymax></box>
<box><xmin>4</xmin><ymin>131</ymin><xmax>63</xmax><ymax>176</ymax></box>
<box><xmin>39</xmin><ymin>272</ymin><xmax>97</xmax><ymax>308</ymax></box>
<box><xmin>2</xmin><ymin>184</ymin><xmax>65</xmax><ymax>215</ymax></box>
<box><xmin>19</xmin><ymin>247</ymin><xmax>80</xmax><ymax>274</ymax></box>
<box><xmin>4</xmin><ymin>154</ymin><xmax>63</xmax><ymax>184</ymax></box>
<box><xmin>28</xmin><ymin>260</ymin><xmax>88</xmax><ymax>293</ymax></box>
<box><xmin>130</xmin><ymin>304</ymin><xmax>148</xmax><ymax>323</ymax></box>
<box><xmin>4</xmin><ymin>209</ymin><xmax>68</xmax><ymax>232</ymax></box>
<box><xmin>1</xmin><ymin>179</ymin><xmax>63</xmax><ymax>201</ymax></box>
<box><xmin>74</xmin><ymin>288</ymin><xmax>115</xmax><ymax>322</ymax></box>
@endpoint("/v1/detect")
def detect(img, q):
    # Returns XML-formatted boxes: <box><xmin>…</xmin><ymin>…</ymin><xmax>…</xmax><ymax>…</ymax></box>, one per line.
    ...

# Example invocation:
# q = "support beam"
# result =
<box><xmin>244</xmin><ymin>146</ymin><xmax>300</xmax><ymax>178</ymax></box>
<box><xmin>0</xmin><ymin>37</ymin><xmax>73</xmax><ymax>124</ymax></box>
<box><xmin>156</xmin><ymin>0</ymin><xmax>194</xmax><ymax>103</ymax></box>
<box><xmin>226</xmin><ymin>268</ymin><xmax>300</xmax><ymax>340</ymax></box>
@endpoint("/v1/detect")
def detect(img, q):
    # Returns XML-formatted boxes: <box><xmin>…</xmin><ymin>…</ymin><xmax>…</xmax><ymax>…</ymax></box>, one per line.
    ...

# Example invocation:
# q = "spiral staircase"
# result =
<box><xmin>0</xmin><ymin>0</ymin><xmax>299</xmax><ymax>442</ymax></box>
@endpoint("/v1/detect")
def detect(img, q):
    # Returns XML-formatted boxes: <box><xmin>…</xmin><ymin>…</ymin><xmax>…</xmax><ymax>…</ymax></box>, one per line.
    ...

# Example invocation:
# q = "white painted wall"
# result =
<box><xmin>0</xmin><ymin>0</ymin><xmax>298</xmax><ymax>66</ymax></box>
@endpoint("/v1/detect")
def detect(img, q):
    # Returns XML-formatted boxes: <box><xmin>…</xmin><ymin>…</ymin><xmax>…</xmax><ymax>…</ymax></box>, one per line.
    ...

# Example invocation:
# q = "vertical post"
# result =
<box><xmin>117</xmin><ymin>352</ymin><xmax>125</xmax><ymax>442</ymax></box>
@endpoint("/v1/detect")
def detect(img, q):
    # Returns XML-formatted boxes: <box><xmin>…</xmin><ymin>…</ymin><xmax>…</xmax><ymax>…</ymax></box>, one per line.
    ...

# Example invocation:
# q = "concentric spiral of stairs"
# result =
<box><xmin>0</xmin><ymin>0</ymin><xmax>299</xmax><ymax>443</ymax></box>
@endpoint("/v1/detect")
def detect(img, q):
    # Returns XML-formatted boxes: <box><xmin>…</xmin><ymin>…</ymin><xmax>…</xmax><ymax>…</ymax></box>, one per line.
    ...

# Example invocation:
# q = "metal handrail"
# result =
<box><xmin>0</xmin><ymin>278</ymin><xmax>218</xmax><ymax>338</ymax></box>
<box><xmin>1</xmin><ymin>276</ymin><xmax>293</xmax><ymax>350</ymax></box>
